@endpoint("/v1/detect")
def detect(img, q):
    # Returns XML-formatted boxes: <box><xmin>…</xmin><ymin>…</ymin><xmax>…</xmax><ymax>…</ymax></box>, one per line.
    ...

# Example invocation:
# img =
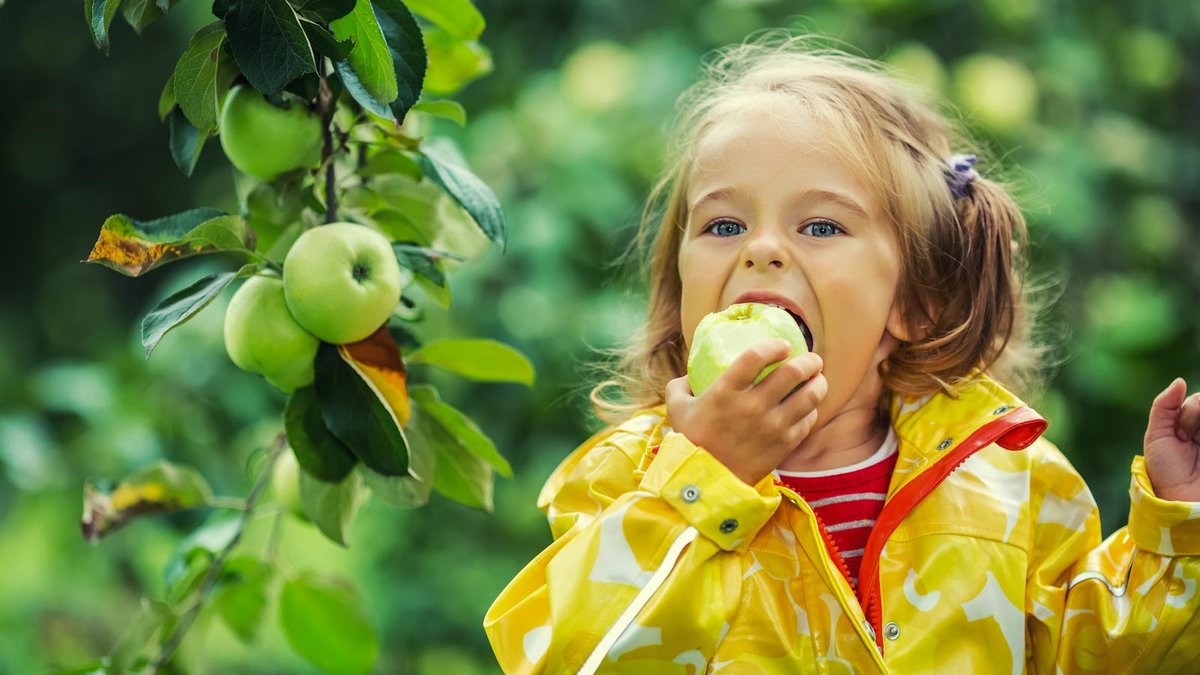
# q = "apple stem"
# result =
<box><xmin>317</xmin><ymin>60</ymin><xmax>337</xmax><ymax>224</ymax></box>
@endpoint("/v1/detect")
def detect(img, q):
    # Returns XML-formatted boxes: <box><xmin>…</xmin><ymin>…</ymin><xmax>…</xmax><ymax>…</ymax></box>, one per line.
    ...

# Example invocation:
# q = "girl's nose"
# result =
<box><xmin>740</xmin><ymin>231</ymin><xmax>788</xmax><ymax>270</ymax></box>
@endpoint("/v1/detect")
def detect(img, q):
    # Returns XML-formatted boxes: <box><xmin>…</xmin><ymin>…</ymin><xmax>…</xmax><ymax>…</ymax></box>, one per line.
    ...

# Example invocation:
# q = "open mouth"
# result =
<box><xmin>771</xmin><ymin>305</ymin><xmax>815</xmax><ymax>352</ymax></box>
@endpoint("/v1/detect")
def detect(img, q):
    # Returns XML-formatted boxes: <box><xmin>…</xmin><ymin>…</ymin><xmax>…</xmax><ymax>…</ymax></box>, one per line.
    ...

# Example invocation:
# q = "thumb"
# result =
<box><xmin>1146</xmin><ymin>378</ymin><xmax>1187</xmax><ymax>442</ymax></box>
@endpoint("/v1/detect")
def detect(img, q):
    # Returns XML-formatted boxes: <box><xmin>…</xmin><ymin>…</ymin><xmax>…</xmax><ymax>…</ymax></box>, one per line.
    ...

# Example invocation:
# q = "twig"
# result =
<box><xmin>139</xmin><ymin>433</ymin><xmax>287</xmax><ymax>674</ymax></box>
<box><xmin>317</xmin><ymin>60</ymin><xmax>337</xmax><ymax>224</ymax></box>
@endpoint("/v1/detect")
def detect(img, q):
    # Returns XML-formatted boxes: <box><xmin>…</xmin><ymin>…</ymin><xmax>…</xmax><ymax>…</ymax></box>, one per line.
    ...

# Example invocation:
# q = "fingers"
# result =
<box><xmin>1147</xmin><ymin>378</ymin><xmax>1190</xmax><ymax>443</ymax></box>
<box><xmin>1177</xmin><ymin>391</ymin><xmax>1200</xmax><ymax>442</ymax></box>
<box><xmin>719</xmin><ymin>339</ymin><xmax>794</xmax><ymax>391</ymax></box>
<box><xmin>756</xmin><ymin>351</ymin><xmax>823</xmax><ymax>403</ymax></box>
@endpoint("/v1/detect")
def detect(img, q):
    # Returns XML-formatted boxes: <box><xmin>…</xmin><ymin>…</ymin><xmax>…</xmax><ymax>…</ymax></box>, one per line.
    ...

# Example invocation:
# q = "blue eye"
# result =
<box><xmin>705</xmin><ymin>219</ymin><xmax>746</xmax><ymax>237</ymax></box>
<box><xmin>802</xmin><ymin>220</ymin><xmax>843</xmax><ymax>238</ymax></box>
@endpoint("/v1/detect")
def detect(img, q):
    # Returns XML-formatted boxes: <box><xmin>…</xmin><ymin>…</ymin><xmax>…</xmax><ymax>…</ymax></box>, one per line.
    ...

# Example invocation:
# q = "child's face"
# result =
<box><xmin>679</xmin><ymin>102</ymin><xmax>910</xmax><ymax>417</ymax></box>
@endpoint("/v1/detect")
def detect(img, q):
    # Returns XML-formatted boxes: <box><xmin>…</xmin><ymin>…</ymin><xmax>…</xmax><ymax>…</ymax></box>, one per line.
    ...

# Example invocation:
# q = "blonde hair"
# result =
<box><xmin>590</xmin><ymin>32</ymin><xmax>1058</xmax><ymax>424</ymax></box>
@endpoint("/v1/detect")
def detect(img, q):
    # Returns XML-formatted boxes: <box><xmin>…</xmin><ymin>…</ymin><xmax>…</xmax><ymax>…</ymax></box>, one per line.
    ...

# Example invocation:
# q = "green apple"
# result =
<box><xmin>687</xmin><ymin>302</ymin><xmax>809</xmax><ymax>396</ymax></box>
<box><xmin>219</xmin><ymin>85</ymin><xmax>323</xmax><ymax>180</ymax></box>
<box><xmin>271</xmin><ymin>448</ymin><xmax>307</xmax><ymax>520</ymax></box>
<box><xmin>224</xmin><ymin>274</ymin><xmax>320</xmax><ymax>392</ymax></box>
<box><xmin>283</xmin><ymin>222</ymin><xmax>403</xmax><ymax>344</ymax></box>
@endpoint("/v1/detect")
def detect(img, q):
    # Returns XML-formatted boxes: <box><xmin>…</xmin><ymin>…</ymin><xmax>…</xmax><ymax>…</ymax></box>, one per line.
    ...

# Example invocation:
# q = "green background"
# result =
<box><xmin>1</xmin><ymin>0</ymin><xmax>1197</xmax><ymax>672</ymax></box>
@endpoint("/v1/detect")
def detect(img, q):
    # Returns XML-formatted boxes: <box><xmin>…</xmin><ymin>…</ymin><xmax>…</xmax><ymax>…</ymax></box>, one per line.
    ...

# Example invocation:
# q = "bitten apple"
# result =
<box><xmin>687</xmin><ymin>303</ymin><xmax>810</xmax><ymax>396</ymax></box>
<box><xmin>219</xmin><ymin>85</ymin><xmax>323</xmax><ymax>180</ymax></box>
<box><xmin>224</xmin><ymin>274</ymin><xmax>320</xmax><ymax>392</ymax></box>
<box><xmin>282</xmin><ymin>222</ymin><xmax>402</xmax><ymax>344</ymax></box>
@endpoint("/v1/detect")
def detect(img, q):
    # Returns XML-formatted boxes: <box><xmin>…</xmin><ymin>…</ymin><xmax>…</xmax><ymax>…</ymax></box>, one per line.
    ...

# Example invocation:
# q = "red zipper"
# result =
<box><xmin>856</xmin><ymin>406</ymin><xmax>1046</xmax><ymax>652</ymax></box>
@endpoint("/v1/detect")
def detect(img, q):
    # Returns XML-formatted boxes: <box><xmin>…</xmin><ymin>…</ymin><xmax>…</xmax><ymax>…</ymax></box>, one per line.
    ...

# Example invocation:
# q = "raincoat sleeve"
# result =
<box><xmin>1024</xmin><ymin>442</ymin><xmax>1200</xmax><ymax>674</ymax></box>
<box><xmin>483</xmin><ymin>425</ymin><xmax>781</xmax><ymax>674</ymax></box>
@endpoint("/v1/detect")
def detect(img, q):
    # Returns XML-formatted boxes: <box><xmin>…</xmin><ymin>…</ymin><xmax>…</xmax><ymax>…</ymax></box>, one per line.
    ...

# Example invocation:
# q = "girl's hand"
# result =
<box><xmin>665</xmin><ymin>339</ymin><xmax>827</xmax><ymax>486</ymax></box>
<box><xmin>1144</xmin><ymin>378</ymin><xmax>1200</xmax><ymax>502</ymax></box>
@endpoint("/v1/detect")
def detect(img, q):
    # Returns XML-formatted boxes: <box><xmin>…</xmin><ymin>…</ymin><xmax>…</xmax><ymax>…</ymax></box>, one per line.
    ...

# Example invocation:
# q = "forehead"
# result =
<box><xmin>686</xmin><ymin>95</ymin><xmax>879</xmax><ymax>209</ymax></box>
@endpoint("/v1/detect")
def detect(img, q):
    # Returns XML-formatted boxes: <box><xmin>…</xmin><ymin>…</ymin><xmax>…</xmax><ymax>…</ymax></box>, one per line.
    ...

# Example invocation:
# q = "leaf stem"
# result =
<box><xmin>139</xmin><ymin>433</ymin><xmax>287</xmax><ymax>674</ymax></box>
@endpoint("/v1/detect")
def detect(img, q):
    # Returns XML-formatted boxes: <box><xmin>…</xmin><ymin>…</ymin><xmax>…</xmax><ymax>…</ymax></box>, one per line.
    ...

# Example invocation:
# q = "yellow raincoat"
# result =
<box><xmin>485</xmin><ymin>374</ymin><xmax>1200</xmax><ymax>673</ymax></box>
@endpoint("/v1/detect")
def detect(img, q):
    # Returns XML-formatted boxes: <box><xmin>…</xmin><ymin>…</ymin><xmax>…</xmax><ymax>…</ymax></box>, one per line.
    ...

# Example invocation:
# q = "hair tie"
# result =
<box><xmin>945</xmin><ymin>153</ymin><xmax>979</xmax><ymax>198</ymax></box>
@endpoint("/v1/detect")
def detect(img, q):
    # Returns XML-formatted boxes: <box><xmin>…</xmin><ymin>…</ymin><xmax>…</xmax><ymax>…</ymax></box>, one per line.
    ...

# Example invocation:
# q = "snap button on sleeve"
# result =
<box><xmin>884</xmin><ymin>622</ymin><xmax>900</xmax><ymax>640</ymax></box>
<box><xmin>719</xmin><ymin>518</ymin><xmax>738</xmax><ymax>534</ymax></box>
<box><xmin>681</xmin><ymin>485</ymin><xmax>700</xmax><ymax>503</ymax></box>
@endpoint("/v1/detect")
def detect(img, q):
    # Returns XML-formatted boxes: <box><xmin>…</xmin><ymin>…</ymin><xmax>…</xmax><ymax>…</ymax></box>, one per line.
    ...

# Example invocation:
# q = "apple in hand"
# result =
<box><xmin>224</xmin><ymin>274</ymin><xmax>320</xmax><ymax>392</ymax></box>
<box><xmin>687</xmin><ymin>302</ymin><xmax>810</xmax><ymax>396</ymax></box>
<box><xmin>283</xmin><ymin>222</ymin><xmax>403</xmax><ymax>344</ymax></box>
<box><xmin>219</xmin><ymin>84</ymin><xmax>323</xmax><ymax>180</ymax></box>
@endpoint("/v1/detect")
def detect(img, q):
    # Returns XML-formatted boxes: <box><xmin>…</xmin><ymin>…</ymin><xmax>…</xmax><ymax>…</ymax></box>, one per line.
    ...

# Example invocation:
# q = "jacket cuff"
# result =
<box><xmin>1128</xmin><ymin>455</ymin><xmax>1200</xmax><ymax>556</ymax></box>
<box><xmin>639</xmin><ymin>431</ymin><xmax>781</xmax><ymax>551</ymax></box>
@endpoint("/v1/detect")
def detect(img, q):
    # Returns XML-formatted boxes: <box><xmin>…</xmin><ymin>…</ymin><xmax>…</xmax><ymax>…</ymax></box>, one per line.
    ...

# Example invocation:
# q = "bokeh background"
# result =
<box><xmin>1</xmin><ymin>0</ymin><xmax>1198</xmax><ymax>672</ymax></box>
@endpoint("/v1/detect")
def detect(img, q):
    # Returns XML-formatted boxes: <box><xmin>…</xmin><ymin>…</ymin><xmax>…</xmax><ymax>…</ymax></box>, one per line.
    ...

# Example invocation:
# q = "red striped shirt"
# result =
<box><xmin>775</xmin><ymin>428</ymin><xmax>898</xmax><ymax>588</ymax></box>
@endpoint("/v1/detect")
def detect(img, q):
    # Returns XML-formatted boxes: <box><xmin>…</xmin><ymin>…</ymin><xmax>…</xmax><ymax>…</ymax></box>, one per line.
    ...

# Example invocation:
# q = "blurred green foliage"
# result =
<box><xmin>1</xmin><ymin>0</ymin><xmax>1197</xmax><ymax>672</ymax></box>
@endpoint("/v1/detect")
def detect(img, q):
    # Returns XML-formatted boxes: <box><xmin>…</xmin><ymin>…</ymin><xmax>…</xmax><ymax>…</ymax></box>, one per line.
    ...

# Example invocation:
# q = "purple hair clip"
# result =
<box><xmin>945</xmin><ymin>153</ymin><xmax>979</xmax><ymax>198</ymax></box>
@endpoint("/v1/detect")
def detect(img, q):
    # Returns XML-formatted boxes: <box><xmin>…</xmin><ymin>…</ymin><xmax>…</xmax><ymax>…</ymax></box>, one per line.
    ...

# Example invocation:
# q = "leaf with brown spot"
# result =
<box><xmin>81</xmin><ymin>461</ymin><xmax>214</xmax><ymax>543</ymax></box>
<box><xmin>341</xmin><ymin>325</ymin><xmax>411</xmax><ymax>427</ymax></box>
<box><xmin>84</xmin><ymin>209</ymin><xmax>253</xmax><ymax>276</ymax></box>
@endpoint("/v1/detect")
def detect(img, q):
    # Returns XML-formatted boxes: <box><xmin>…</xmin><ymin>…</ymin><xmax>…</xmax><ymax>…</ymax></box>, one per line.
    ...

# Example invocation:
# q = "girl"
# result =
<box><xmin>484</xmin><ymin>33</ymin><xmax>1200</xmax><ymax>673</ymax></box>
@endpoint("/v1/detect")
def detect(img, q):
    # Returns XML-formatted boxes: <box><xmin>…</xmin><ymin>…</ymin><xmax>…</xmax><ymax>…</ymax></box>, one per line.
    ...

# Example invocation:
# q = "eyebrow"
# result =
<box><xmin>688</xmin><ymin>187</ymin><xmax>870</xmax><ymax>220</ymax></box>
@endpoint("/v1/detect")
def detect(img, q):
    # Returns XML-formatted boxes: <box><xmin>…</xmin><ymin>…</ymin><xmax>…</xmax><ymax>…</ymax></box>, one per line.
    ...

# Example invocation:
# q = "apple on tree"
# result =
<box><xmin>687</xmin><ymin>302</ymin><xmax>810</xmax><ymax>396</ymax></box>
<box><xmin>283</xmin><ymin>222</ymin><xmax>403</xmax><ymax>344</ymax></box>
<box><xmin>219</xmin><ymin>84</ymin><xmax>323</xmax><ymax>180</ymax></box>
<box><xmin>224</xmin><ymin>274</ymin><xmax>320</xmax><ymax>392</ymax></box>
<box><xmin>271</xmin><ymin>448</ymin><xmax>306</xmax><ymax>520</ymax></box>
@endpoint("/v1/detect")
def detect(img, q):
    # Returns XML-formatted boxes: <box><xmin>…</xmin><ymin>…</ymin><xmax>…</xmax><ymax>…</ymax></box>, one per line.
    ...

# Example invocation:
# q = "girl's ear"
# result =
<box><xmin>885</xmin><ymin>301</ymin><xmax>919</xmax><ymax>343</ymax></box>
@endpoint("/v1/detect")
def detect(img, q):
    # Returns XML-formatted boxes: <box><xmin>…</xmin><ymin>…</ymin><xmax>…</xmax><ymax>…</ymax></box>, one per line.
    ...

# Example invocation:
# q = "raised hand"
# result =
<box><xmin>665</xmin><ymin>339</ymin><xmax>827</xmax><ymax>486</ymax></box>
<box><xmin>1143</xmin><ymin>378</ymin><xmax>1200</xmax><ymax>503</ymax></box>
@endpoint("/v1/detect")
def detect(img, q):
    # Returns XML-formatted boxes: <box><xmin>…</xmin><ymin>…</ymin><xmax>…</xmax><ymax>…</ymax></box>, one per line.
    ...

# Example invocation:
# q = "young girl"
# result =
<box><xmin>484</xmin><ymin>33</ymin><xmax>1200</xmax><ymax>673</ymax></box>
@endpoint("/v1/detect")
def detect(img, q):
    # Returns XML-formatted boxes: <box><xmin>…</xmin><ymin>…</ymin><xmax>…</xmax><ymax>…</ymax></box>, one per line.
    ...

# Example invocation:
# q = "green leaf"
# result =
<box><xmin>358</xmin><ymin>402</ymin><xmax>437</xmax><ymax>508</ymax></box>
<box><xmin>171</xmin><ymin>21</ymin><xmax>229</xmax><ymax>132</ymax></box>
<box><xmin>403</xmin><ymin>0</ymin><xmax>484</xmax><ymax>41</ymax></box>
<box><xmin>280</xmin><ymin>574</ymin><xmax>378</xmax><ymax>675</ymax></box>
<box><xmin>410</xmin><ymin>384</ymin><xmax>511</xmax><ymax>477</ymax></box>
<box><xmin>86</xmin><ymin>0</ymin><xmax>125</xmax><ymax>55</ymax></box>
<box><xmin>334</xmin><ymin>60</ymin><xmax>393</xmax><ymax>119</ymax></box>
<box><xmin>140</xmin><ymin>266</ymin><xmax>252</xmax><ymax>358</ymax></box>
<box><xmin>331</xmin><ymin>0</ymin><xmax>397</xmax><ymax>107</ymax></box>
<box><xmin>167</xmin><ymin>107</ymin><xmax>210</xmax><ymax>177</ymax></box>
<box><xmin>391</xmin><ymin>243</ymin><xmax>461</xmax><ymax>288</ymax></box>
<box><xmin>408</xmin><ymin>338</ymin><xmax>533</xmax><ymax>387</ymax></box>
<box><xmin>417</xmin><ymin>145</ymin><xmax>506</xmax><ymax>247</ymax></box>
<box><xmin>81</xmin><ymin>461</ymin><xmax>214</xmax><ymax>543</ymax></box>
<box><xmin>163</xmin><ymin>515</ymin><xmax>239</xmax><ymax>602</ymax></box>
<box><xmin>423</xmin><ymin>27</ymin><xmax>492</xmax><ymax>95</ymax></box>
<box><xmin>370</xmin><ymin>0</ymin><xmax>426</xmax><ymax>121</ymax></box>
<box><xmin>408</xmin><ymin>386</ymin><xmax>495</xmax><ymax>511</ymax></box>
<box><xmin>413</xmin><ymin>99</ymin><xmax>466</xmax><ymax>126</ymax></box>
<box><xmin>213</xmin><ymin>556</ymin><xmax>272</xmax><ymax>643</ymax></box>
<box><xmin>84</xmin><ymin>209</ymin><xmax>251</xmax><ymax>276</ymax></box>
<box><xmin>293</xmin><ymin>0</ymin><xmax>355</xmax><ymax>22</ymax></box>
<box><xmin>180</xmin><ymin>214</ymin><xmax>257</xmax><ymax>250</ymax></box>
<box><xmin>359</xmin><ymin>149</ymin><xmax>423</xmax><ymax>179</ymax></box>
<box><xmin>226</xmin><ymin>0</ymin><xmax>317</xmax><ymax>95</ymax></box>
<box><xmin>121</xmin><ymin>0</ymin><xmax>176</xmax><ymax>34</ymax></box>
<box><xmin>300</xmin><ymin>18</ymin><xmax>355</xmax><ymax>61</ymax></box>
<box><xmin>284</xmin><ymin>385</ymin><xmax>358</xmax><ymax>482</ymax></box>
<box><xmin>314</xmin><ymin>342</ymin><xmax>410</xmax><ymax>476</ymax></box>
<box><xmin>298</xmin><ymin>468</ymin><xmax>364</xmax><ymax>546</ymax></box>
<box><xmin>158</xmin><ymin>72</ymin><xmax>177</xmax><ymax>121</ymax></box>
